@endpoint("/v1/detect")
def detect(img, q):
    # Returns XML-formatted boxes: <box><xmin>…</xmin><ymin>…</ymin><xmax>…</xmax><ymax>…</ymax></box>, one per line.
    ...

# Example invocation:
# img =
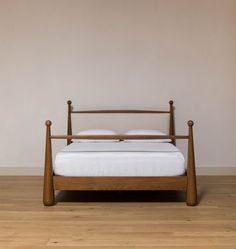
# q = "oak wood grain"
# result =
<box><xmin>0</xmin><ymin>176</ymin><xmax>236</xmax><ymax>248</ymax></box>
<box><xmin>54</xmin><ymin>176</ymin><xmax>187</xmax><ymax>191</ymax></box>
<box><xmin>44</xmin><ymin>101</ymin><xmax>196</xmax><ymax>207</ymax></box>
<box><xmin>50</xmin><ymin>135</ymin><xmax>189</xmax><ymax>140</ymax></box>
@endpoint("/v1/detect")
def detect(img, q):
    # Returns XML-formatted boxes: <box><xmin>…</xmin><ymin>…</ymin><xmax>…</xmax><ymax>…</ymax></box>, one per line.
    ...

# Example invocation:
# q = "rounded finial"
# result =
<box><xmin>67</xmin><ymin>100</ymin><xmax>72</xmax><ymax>105</ymax></box>
<box><xmin>169</xmin><ymin>100</ymin><xmax>174</xmax><ymax>105</ymax></box>
<box><xmin>188</xmin><ymin>120</ymin><xmax>194</xmax><ymax>126</ymax></box>
<box><xmin>45</xmin><ymin>120</ymin><xmax>52</xmax><ymax>126</ymax></box>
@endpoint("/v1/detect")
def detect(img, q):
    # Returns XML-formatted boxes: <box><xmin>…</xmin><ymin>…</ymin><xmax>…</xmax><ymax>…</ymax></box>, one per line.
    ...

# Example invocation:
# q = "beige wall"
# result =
<box><xmin>0</xmin><ymin>0</ymin><xmax>236</xmax><ymax>173</ymax></box>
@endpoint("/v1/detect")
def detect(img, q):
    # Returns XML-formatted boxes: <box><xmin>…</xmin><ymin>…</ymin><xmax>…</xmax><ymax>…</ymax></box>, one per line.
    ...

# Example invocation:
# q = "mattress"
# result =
<box><xmin>54</xmin><ymin>142</ymin><xmax>186</xmax><ymax>177</ymax></box>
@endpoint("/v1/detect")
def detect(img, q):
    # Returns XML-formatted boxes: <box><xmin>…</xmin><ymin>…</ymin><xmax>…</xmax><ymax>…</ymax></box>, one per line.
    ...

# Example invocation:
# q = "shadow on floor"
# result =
<box><xmin>55</xmin><ymin>190</ymin><xmax>187</xmax><ymax>203</ymax></box>
<box><xmin>197</xmin><ymin>187</ymin><xmax>207</xmax><ymax>203</ymax></box>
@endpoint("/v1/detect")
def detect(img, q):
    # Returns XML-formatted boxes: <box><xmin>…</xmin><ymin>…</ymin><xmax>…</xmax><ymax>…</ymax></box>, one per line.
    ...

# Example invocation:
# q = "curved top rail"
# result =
<box><xmin>71</xmin><ymin>110</ymin><xmax>170</xmax><ymax>114</ymax></box>
<box><xmin>68</xmin><ymin>100</ymin><xmax>174</xmax><ymax>114</ymax></box>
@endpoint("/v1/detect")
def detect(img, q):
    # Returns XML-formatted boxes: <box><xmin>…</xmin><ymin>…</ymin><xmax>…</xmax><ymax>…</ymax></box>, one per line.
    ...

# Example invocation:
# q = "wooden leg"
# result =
<box><xmin>186</xmin><ymin>121</ymin><xmax>197</xmax><ymax>206</ymax></box>
<box><xmin>43</xmin><ymin>177</ymin><xmax>55</xmax><ymax>206</ymax></box>
<box><xmin>43</xmin><ymin>120</ymin><xmax>55</xmax><ymax>206</ymax></box>
<box><xmin>186</xmin><ymin>178</ymin><xmax>197</xmax><ymax>206</ymax></box>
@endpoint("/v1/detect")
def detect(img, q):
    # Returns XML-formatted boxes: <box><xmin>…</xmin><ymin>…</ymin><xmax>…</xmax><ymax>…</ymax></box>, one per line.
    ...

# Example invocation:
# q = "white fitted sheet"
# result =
<box><xmin>54</xmin><ymin>142</ymin><xmax>186</xmax><ymax>177</ymax></box>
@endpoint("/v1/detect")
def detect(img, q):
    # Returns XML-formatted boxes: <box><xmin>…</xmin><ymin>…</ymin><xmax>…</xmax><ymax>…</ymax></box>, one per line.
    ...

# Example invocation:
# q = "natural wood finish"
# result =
<box><xmin>44</xmin><ymin>100</ymin><xmax>197</xmax><ymax>206</ymax></box>
<box><xmin>54</xmin><ymin>176</ymin><xmax>187</xmax><ymax>191</ymax></box>
<box><xmin>43</xmin><ymin>120</ymin><xmax>55</xmax><ymax>206</ymax></box>
<box><xmin>44</xmin><ymin>121</ymin><xmax>195</xmax><ymax>206</ymax></box>
<box><xmin>51</xmin><ymin>134</ymin><xmax>189</xmax><ymax>140</ymax></box>
<box><xmin>169</xmin><ymin>100</ymin><xmax>176</xmax><ymax>145</ymax></box>
<box><xmin>0</xmin><ymin>176</ymin><xmax>236</xmax><ymax>248</ymax></box>
<box><xmin>186</xmin><ymin>120</ymin><xmax>198</xmax><ymax>206</ymax></box>
<box><xmin>72</xmin><ymin>110</ymin><xmax>170</xmax><ymax>113</ymax></box>
<box><xmin>67</xmin><ymin>100</ymin><xmax>72</xmax><ymax>145</ymax></box>
<box><xmin>67</xmin><ymin>99</ymin><xmax>174</xmax><ymax>140</ymax></box>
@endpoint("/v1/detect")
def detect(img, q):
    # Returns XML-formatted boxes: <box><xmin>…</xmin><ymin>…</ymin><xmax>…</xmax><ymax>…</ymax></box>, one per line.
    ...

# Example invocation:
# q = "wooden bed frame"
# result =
<box><xmin>43</xmin><ymin>100</ymin><xmax>197</xmax><ymax>206</ymax></box>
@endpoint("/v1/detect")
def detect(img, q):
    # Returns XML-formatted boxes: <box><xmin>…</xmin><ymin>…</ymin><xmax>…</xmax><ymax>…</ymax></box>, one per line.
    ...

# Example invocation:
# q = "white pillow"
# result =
<box><xmin>72</xmin><ymin>129</ymin><xmax>118</xmax><ymax>142</ymax></box>
<box><xmin>124</xmin><ymin>129</ymin><xmax>171</xmax><ymax>143</ymax></box>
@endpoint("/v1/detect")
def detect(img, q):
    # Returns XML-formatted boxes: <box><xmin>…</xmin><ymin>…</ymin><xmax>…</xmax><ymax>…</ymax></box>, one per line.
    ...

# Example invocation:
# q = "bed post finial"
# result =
<box><xmin>186</xmin><ymin>120</ymin><xmax>197</xmax><ymax>206</ymax></box>
<box><xmin>45</xmin><ymin>120</ymin><xmax>52</xmax><ymax>126</ymax></box>
<box><xmin>169</xmin><ymin>100</ymin><xmax>175</xmax><ymax>145</ymax></box>
<box><xmin>187</xmin><ymin>120</ymin><xmax>194</xmax><ymax>127</ymax></box>
<box><xmin>43</xmin><ymin>120</ymin><xmax>55</xmax><ymax>206</ymax></box>
<box><xmin>169</xmin><ymin>100</ymin><xmax>174</xmax><ymax>106</ymax></box>
<box><xmin>67</xmin><ymin>100</ymin><xmax>72</xmax><ymax>145</ymax></box>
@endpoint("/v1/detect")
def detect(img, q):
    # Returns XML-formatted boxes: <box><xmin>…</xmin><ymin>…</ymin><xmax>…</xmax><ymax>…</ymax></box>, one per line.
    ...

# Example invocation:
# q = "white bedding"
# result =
<box><xmin>54</xmin><ymin>142</ymin><xmax>185</xmax><ymax>177</ymax></box>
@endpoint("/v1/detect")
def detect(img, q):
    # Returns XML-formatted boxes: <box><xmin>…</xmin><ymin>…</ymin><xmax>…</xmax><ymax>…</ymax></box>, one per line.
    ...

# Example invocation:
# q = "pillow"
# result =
<box><xmin>72</xmin><ymin>129</ymin><xmax>118</xmax><ymax>142</ymax></box>
<box><xmin>124</xmin><ymin>129</ymin><xmax>171</xmax><ymax>143</ymax></box>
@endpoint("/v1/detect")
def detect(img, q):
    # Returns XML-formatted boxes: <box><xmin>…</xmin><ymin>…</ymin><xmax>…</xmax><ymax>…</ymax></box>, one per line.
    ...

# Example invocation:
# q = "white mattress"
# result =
<box><xmin>54</xmin><ymin>142</ymin><xmax>186</xmax><ymax>177</ymax></box>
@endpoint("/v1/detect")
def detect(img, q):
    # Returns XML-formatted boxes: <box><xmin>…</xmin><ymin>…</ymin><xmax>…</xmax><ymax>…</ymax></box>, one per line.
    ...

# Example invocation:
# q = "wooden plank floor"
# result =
<box><xmin>0</xmin><ymin>176</ymin><xmax>236</xmax><ymax>249</ymax></box>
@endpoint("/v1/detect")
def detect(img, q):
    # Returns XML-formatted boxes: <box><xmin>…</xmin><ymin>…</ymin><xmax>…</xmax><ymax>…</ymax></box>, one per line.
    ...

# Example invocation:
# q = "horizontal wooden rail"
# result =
<box><xmin>54</xmin><ymin>176</ymin><xmax>187</xmax><ymax>191</ymax></box>
<box><xmin>50</xmin><ymin>135</ymin><xmax>189</xmax><ymax>140</ymax></box>
<box><xmin>71</xmin><ymin>110</ymin><xmax>170</xmax><ymax>114</ymax></box>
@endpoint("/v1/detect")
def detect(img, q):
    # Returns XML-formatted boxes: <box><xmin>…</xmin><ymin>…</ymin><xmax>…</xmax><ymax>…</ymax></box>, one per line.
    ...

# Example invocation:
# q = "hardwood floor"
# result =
<box><xmin>0</xmin><ymin>176</ymin><xmax>236</xmax><ymax>248</ymax></box>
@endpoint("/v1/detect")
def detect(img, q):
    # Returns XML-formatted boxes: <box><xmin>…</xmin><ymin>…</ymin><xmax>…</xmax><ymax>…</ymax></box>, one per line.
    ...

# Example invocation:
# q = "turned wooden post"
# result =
<box><xmin>186</xmin><ymin>120</ymin><xmax>197</xmax><ymax>206</ymax></box>
<box><xmin>67</xmin><ymin>100</ymin><xmax>72</xmax><ymax>145</ymax></box>
<box><xmin>43</xmin><ymin>120</ymin><xmax>55</xmax><ymax>206</ymax></box>
<box><xmin>169</xmin><ymin>100</ymin><xmax>176</xmax><ymax>145</ymax></box>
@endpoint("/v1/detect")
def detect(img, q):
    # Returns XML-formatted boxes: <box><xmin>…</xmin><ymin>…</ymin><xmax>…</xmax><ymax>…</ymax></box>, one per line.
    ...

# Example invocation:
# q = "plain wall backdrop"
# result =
<box><xmin>0</xmin><ymin>0</ymin><xmax>236</xmax><ymax>174</ymax></box>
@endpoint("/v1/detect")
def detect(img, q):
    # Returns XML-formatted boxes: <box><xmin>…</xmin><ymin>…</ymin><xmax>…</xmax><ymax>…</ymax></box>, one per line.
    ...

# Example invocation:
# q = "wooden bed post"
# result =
<box><xmin>186</xmin><ymin>120</ymin><xmax>197</xmax><ymax>206</ymax></box>
<box><xmin>43</xmin><ymin>120</ymin><xmax>55</xmax><ymax>206</ymax></box>
<box><xmin>169</xmin><ymin>100</ymin><xmax>176</xmax><ymax>145</ymax></box>
<box><xmin>67</xmin><ymin>100</ymin><xmax>72</xmax><ymax>145</ymax></box>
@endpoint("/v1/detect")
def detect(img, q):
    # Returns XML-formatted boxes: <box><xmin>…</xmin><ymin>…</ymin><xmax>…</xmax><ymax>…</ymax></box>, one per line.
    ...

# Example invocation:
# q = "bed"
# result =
<box><xmin>43</xmin><ymin>100</ymin><xmax>197</xmax><ymax>206</ymax></box>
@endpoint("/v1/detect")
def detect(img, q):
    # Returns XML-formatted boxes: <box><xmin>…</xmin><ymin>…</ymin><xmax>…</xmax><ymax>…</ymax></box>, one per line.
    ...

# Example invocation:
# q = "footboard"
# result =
<box><xmin>43</xmin><ymin>102</ymin><xmax>197</xmax><ymax>206</ymax></box>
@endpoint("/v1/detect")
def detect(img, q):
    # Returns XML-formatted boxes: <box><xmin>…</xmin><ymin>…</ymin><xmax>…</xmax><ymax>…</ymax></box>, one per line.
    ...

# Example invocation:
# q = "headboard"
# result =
<box><xmin>66</xmin><ymin>100</ymin><xmax>175</xmax><ymax>145</ymax></box>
